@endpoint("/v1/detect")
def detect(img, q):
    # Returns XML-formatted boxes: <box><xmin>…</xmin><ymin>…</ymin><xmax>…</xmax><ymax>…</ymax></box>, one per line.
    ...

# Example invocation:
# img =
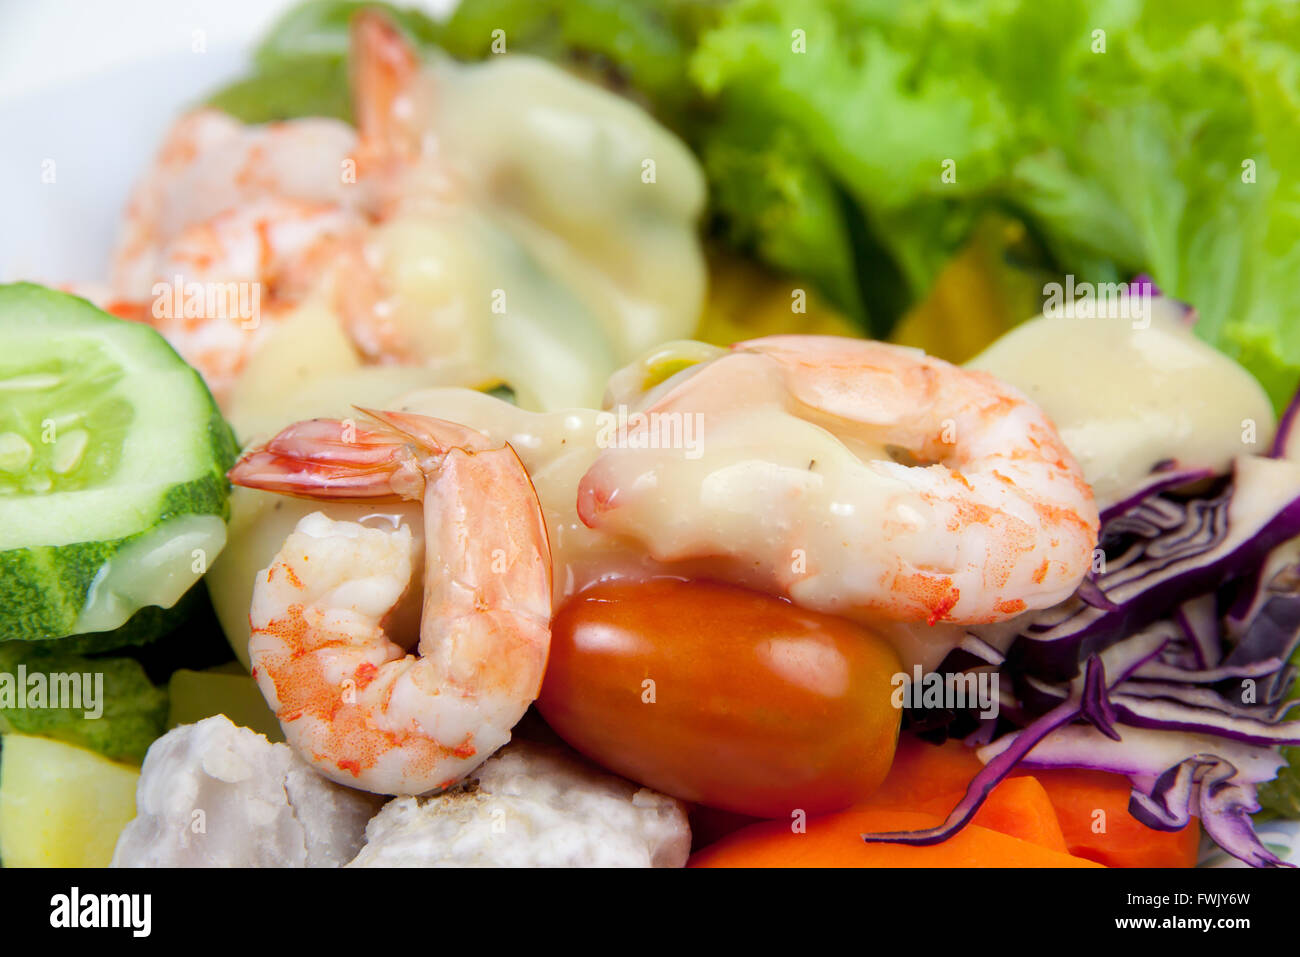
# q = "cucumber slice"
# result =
<box><xmin>0</xmin><ymin>284</ymin><xmax>239</xmax><ymax>642</ymax></box>
<box><xmin>37</xmin><ymin>581</ymin><xmax>209</xmax><ymax>656</ymax></box>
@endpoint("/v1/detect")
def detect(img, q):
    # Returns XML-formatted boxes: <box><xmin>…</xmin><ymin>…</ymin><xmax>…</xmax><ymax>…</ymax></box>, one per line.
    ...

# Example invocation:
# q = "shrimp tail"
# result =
<box><xmin>354</xmin><ymin>407</ymin><xmax>491</xmax><ymax>453</ymax></box>
<box><xmin>229</xmin><ymin>417</ymin><xmax>424</xmax><ymax>501</ymax></box>
<box><xmin>245</xmin><ymin>407</ymin><xmax>553</xmax><ymax>795</ymax></box>
<box><xmin>350</xmin><ymin>10</ymin><xmax>421</xmax><ymax>174</ymax></box>
<box><xmin>228</xmin><ymin>411</ymin><xmax>504</xmax><ymax>502</ymax></box>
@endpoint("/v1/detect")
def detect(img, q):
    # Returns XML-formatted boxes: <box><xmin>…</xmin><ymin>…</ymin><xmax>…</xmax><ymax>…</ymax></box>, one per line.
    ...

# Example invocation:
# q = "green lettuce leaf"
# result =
<box><xmin>205</xmin><ymin>0</ymin><xmax>443</xmax><ymax>124</ymax></box>
<box><xmin>208</xmin><ymin>55</ymin><xmax>353</xmax><ymax>124</ymax></box>
<box><xmin>1259</xmin><ymin>748</ymin><xmax>1300</xmax><ymax>819</ymax></box>
<box><xmin>206</xmin><ymin>0</ymin><xmax>1300</xmax><ymax>404</ymax></box>
<box><xmin>437</xmin><ymin>0</ymin><xmax>700</xmax><ymax>118</ymax></box>
<box><xmin>687</xmin><ymin>0</ymin><xmax>1300</xmax><ymax>405</ymax></box>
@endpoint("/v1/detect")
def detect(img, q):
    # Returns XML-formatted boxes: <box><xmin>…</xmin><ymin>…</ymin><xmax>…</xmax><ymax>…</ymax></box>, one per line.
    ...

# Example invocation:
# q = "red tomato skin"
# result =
<box><xmin>537</xmin><ymin>578</ymin><xmax>902</xmax><ymax>818</ymax></box>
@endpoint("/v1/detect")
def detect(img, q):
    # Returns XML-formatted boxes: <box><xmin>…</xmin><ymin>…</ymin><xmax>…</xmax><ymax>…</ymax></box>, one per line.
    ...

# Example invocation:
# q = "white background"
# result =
<box><xmin>0</xmin><ymin>0</ymin><xmax>454</xmax><ymax>282</ymax></box>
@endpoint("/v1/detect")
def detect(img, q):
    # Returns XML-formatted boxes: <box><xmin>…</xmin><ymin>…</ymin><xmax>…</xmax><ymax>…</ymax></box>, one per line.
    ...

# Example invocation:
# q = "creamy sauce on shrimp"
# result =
<box><xmin>86</xmin><ymin>18</ymin><xmax>706</xmax><ymax>414</ymax></box>
<box><xmin>212</xmin><ymin>306</ymin><xmax>1281</xmax><ymax>677</ymax></box>
<box><xmin>968</xmin><ymin>299</ymin><xmax>1276</xmax><ymax>506</ymax></box>
<box><xmin>211</xmin><ymin>389</ymin><xmax>644</xmax><ymax>669</ymax></box>
<box><xmin>346</xmin><ymin>52</ymin><xmax>707</xmax><ymax>411</ymax></box>
<box><xmin>211</xmin><ymin>366</ymin><xmax>1083</xmax><ymax>677</ymax></box>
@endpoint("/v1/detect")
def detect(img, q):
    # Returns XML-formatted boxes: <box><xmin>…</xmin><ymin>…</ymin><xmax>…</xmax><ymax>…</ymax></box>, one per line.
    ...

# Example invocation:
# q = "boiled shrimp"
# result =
<box><xmin>228</xmin><ymin>410</ymin><xmax>552</xmax><ymax>795</ymax></box>
<box><xmin>577</xmin><ymin>335</ymin><xmax>1099</xmax><ymax>625</ymax></box>
<box><xmin>97</xmin><ymin>110</ymin><xmax>365</xmax><ymax>400</ymax></box>
<box><xmin>94</xmin><ymin>11</ymin><xmax>432</xmax><ymax>401</ymax></box>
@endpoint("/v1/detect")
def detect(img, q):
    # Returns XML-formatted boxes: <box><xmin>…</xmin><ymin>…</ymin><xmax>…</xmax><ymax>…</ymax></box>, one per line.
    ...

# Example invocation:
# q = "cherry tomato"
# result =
<box><xmin>537</xmin><ymin>578</ymin><xmax>902</xmax><ymax>818</ymax></box>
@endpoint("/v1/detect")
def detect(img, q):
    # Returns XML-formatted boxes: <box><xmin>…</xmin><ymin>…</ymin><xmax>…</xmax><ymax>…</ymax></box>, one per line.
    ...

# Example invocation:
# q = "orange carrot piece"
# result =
<box><xmin>685</xmin><ymin>738</ymin><xmax>1060</xmax><ymax>853</ymax></box>
<box><xmin>868</xmin><ymin>735</ymin><xmax>1194</xmax><ymax>866</ymax></box>
<box><xmin>687</xmin><ymin>734</ymin><xmax>1192</xmax><ymax>866</ymax></box>
<box><xmin>905</xmin><ymin>776</ymin><xmax>1069</xmax><ymax>853</ymax></box>
<box><xmin>688</xmin><ymin>808</ymin><xmax>1103</xmax><ymax>868</ymax></box>
<box><xmin>867</xmin><ymin>735</ymin><xmax>986</xmax><ymax>809</ymax></box>
<box><xmin>1017</xmin><ymin>767</ymin><xmax>1201</xmax><ymax>868</ymax></box>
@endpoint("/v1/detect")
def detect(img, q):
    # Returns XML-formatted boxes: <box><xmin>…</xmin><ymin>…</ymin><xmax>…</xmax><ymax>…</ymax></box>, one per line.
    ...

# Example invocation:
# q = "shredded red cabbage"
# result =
<box><xmin>865</xmin><ymin>449</ymin><xmax>1300</xmax><ymax>867</ymax></box>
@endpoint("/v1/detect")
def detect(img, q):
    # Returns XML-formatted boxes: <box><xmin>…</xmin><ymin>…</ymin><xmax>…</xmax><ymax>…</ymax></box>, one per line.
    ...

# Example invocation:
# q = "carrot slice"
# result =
<box><xmin>688</xmin><ymin>808</ymin><xmax>1102</xmax><ymax>868</ymax></box>
<box><xmin>690</xmin><ymin>774</ymin><xmax>1069</xmax><ymax>855</ymax></box>
<box><xmin>867</xmin><ymin>735</ymin><xmax>986</xmax><ymax>809</ymax></box>
<box><xmin>686</xmin><ymin>734</ymin><xmax>1196</xmax><ymax>866</ymax></box>
<box><xmin>684</xmin><ymin>738</ymin><xmax>1058</xmax><ymax>853</ymax></box>
<box><xmin>904</xmin><ymin>776</ymin><xmax>1069</xmax><ymax>853</ymax></box>
<box><xmin>1017</xmin><ymin>767</ymin><xmax>1201</xmax><ymax>868</ymax></box>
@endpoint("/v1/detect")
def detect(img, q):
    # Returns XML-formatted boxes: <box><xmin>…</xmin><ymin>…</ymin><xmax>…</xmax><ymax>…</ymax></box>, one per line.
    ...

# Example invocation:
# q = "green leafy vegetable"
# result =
<box><xmin>208</xmin><ymin>56</ymin><xmax>353</xmax><ymax>124</ymax></box>
<box><xmin>253</xmin><ymin>0</ymin><xmax>441</xmax><ymax>61</ymax></box>
<box><xmin>437</xmin><ymin>0</ymin><xmax>699</xmax><ymax>116</ymax></box>
<box><xmin>684</xmin><ymin>0</ymin><xmax>1300</xmax><ymax>403</ymax></box>
<box><xmin>1259</xmin><ymin>629</ymin><xmax>1300</xmax><ymax>818</ymax></box>
<box><xmin>206</xmin><ymin>0</ymin><xmax>444</xmax><ymax>124</ymax></box>
<box><xmin>1259</xmin><ymin>750</ymin><xmax>1300</xmax><ymax>818</ymax></box>
<box><xmin>0</xmin><ymin>644</ymin><xmax>168</xmax><ymax>764</ymax></box>
<box><xmin>694</xmin><ymin>102</ymin><xmax>868</xmax><ymax>326</ymax></box>
<box><xmin>209</xmin><ymin>0</ymin><xmax>1300</xmax><ymax>405</ymax></box>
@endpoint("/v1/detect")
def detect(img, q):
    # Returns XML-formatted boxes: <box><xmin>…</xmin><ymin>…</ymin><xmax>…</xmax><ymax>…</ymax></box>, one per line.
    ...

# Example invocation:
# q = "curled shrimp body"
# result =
<box><xmin>110</xmin><ymin>112</ymin><xmax>365</xmax><ymax>301</ymax></box>
<box><xmin>228</xmin><ymin>411</ymin><xmax>552</xmax><ymax>795</ymax></box>
<box><xmin>93</xmin><ymin>12</ymin><xmax>422</xmax><ymax>402</ymax></box>
<box><xmin>578</xmin><ymin>335</ymin><xmax>1099</xmax><ymax>625</ymax></box>
<box><xmin>101</xmin><ymin>110</ymin><xmax>367</xmax><ymax>401</ymax></box>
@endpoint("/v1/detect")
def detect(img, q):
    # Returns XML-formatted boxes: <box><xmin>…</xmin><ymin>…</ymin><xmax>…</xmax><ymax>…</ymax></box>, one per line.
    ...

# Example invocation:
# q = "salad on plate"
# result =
<box><xmin>2</xmin><ymin>0</ymin><xmax>1300</xmax><ymax>870</ymax></box>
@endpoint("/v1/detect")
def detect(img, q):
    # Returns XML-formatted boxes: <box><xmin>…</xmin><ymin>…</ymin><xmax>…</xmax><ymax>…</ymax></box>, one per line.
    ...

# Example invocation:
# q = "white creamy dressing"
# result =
<box><xmin>215</xmin><ymin>371</ymin><xmax>884</xmax><ymax>667</ymax></box>
<box><xmin>212</xmin><ymin>50</ymin><xmax>712</xmax><ymax>662</ymax></box>
<box><xmin>588</xmin><ymin>351</ymin><xmax>940</xmax><ymax>603</ymax></box>
<box><xmin>212</xmin><ymin>374</ymin><xmax>1009</xmax><ymax>673</ymax></box>
<box><xmin>224</xmin><ymin>287</ymin><xmax>484</xmax><ymax>445</ymax></box>
<box><xmin>424</xmin><ymin>56</ymin><xmax>706</xmax><ymax>358</ymax></box>
<box><xmin>220</xmin><ymin>51</ymin><xmax>707</xmax><ymax>438</ymax></box>
<box><xmin>213</xmin><ymin>388</ymin><xmax>662</xmax><ymax>669</ymax></box>
<box><xmin>342</xmin><ymin>53</ymin><xmax>707</xmax><ymax>411</ymax></box>
<box><xmin>967</xmin><ymin>300</ymin><xmax>1276</xmax><ymax>507</ymax></box>
<box><xmin>212</xmin><ymin>305</ymin><xmax>1278</xmax><ymax>673</ymax></box>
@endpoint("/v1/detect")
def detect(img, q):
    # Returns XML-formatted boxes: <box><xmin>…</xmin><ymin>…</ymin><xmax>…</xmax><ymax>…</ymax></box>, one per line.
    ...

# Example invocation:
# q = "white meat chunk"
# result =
<box><xmin>347</xmin><ymin>739</ymin><xmax>691</xmax><ymax>867</ymax></box>
<box><xmin>111</xmin><ymin>715</ymin><xmax>382</xmax><ymax>867</ymax></box>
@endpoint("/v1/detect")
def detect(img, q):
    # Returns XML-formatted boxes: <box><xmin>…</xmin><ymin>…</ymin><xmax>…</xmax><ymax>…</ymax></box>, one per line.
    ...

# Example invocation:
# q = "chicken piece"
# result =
<box><xmin>346</xmin><ymin>739</ymin><xmax>690</xmax><ymax>867</ymax></box>
<box><xmin>111</xmin><ymin>715</ymin><xmax>382</xmax><ymax>867</ymax></box>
